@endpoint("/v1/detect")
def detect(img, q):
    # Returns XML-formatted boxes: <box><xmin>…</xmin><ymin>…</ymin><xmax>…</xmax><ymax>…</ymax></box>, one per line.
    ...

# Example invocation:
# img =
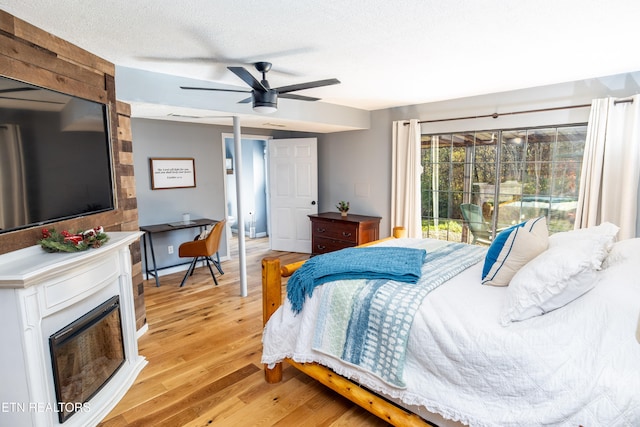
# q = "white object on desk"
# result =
<box><xmin>182</xmin><ymin>212</ymin><xmax>190</xmax><ymax>223</ymax></box>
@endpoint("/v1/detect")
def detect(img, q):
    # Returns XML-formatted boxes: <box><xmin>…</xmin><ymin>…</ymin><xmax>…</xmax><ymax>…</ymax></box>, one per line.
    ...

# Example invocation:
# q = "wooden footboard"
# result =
<box><xmin>261</xmin><ymin>227</ymin><xmax>431</xmax><ymax>427</ymax></box>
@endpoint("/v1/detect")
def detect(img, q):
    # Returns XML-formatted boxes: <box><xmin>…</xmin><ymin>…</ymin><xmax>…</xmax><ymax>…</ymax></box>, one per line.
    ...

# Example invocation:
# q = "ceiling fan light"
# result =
<box><xmin>253</xmin><ymin>104</ymin><xmax>277</xmax><ymax>114</ymax></box>
<box><xmin>253</xmin><ymin>90</ymin><xmax>278</xmax><ymax>114</ymax></box>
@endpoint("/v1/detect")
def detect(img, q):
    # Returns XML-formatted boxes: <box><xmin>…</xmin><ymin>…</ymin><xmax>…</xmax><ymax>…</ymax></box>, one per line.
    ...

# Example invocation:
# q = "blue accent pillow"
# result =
<box><xmin>481</xmin><ymin>216</ymin><xmax>548</xmax><ymax>286</ymax></box>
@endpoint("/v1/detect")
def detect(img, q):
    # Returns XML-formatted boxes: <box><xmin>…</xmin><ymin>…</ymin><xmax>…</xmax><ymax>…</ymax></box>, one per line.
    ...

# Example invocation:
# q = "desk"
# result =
<box><xmin>140</xmin><ymin>218</ymin><xmax>217</xmax><ymax>287</ymax></box>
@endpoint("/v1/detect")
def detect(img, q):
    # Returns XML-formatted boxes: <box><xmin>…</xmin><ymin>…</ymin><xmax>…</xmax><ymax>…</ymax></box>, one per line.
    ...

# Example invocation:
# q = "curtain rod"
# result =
<box><xmin>614</xmin><ymin>97</ymin><xmax>634</xmax><ymax>105</ymax></box>
<box><xmin>405</xmin><ymin>103</ymin><xmax>592</xmax><ymax>125</ymax></box>
<box><xmin>404</xmin><ymin>96</ymin><xmax>635</xmax><ymax>125</ymax></box>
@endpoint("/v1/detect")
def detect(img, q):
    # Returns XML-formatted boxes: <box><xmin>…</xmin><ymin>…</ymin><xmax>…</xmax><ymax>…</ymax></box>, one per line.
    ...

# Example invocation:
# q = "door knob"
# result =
<box><xmin>311</xmin><ymin>201</ymin><xmax>316</xmax><ymax>205</ymax></box>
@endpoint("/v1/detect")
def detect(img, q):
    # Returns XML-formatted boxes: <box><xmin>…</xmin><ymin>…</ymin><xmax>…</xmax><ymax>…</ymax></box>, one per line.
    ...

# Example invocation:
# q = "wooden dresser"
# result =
<box><xmin>309</xmin><ymin>212</ymin><xmax>382</xmax><ymax>255</ymax></box>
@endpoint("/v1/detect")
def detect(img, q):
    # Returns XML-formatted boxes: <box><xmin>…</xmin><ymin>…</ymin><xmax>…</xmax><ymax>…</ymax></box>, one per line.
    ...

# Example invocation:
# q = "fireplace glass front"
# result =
<box><xmin>49</xmin><ymin>296</ymin><xmax>125</xmax><ymax>423</ymax></box>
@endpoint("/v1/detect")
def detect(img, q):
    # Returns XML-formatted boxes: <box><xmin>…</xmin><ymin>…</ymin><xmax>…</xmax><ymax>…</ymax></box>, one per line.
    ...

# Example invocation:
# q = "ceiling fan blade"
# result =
<box><xmin>180</xmin><ymin>86</ymin><xmax>251</xmax><ymax>94</ymax></box>
<box><xmin>275</xmin><ymin>78</ymin><xmax>340</xmax><ymax>95</ymax></box>
<box><xmin>279</xmin><ymin>93</ymin><xmax>320</xmax><ymax>102</ymax></box>
<box><xmin>238</xmin><ymin>96</ymin><xmax>252</xmax><ymax>104</ymax></box>
<box><xmin>228</xmin><ymin>66</ymin><xmax>268</xmax><ymax>92</ymax></box>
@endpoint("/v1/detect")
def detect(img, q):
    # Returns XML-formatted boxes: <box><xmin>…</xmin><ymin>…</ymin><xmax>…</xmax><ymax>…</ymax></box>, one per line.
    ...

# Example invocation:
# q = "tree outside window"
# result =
<box><xmin>421</xmin><ymin>125</ymin><xmax>587</xmax><ymax>244</ymax></box>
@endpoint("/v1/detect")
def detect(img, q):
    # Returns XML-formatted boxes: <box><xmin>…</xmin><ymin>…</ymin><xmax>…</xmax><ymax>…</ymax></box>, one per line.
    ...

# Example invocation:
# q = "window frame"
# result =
<box><xmin>420</xmin><ymin>123</ymin><xmax>587</xmax><ymax>243</ymax></box>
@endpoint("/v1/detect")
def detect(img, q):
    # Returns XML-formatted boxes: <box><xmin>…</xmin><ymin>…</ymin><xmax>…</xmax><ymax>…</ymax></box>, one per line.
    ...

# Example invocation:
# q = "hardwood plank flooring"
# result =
<box><xmin>99</xmin><ymin>237</ymin><xmax>391</xmax><ymax>427</ymax></box>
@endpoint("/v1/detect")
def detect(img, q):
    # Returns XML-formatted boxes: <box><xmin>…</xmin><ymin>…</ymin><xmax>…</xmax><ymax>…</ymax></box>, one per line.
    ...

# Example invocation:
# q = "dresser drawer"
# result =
<box><xmin>311</xmin><ymin>220</ymin><xmax>358</xmax><ymax>243</ymax></box>
<box><xmin>308</xmin><ymin>212</ymin><xmax>381</xmax><ymax>255</ymax></box>
<box><xmin>312</xmin><ymin>236</ymin><xmax>354</xmax><ymax>254</ymax></box>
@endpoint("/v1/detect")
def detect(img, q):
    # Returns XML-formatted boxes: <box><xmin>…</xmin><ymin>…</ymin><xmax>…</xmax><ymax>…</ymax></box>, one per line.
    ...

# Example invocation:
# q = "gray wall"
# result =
<box><xmin>317</xmin><ymin>109</ymin><xmax>393</xmax><ymax>227</ymax></box>
<box><xmin>132</xmin><ymin>119</ymin><xmax>229</xmax><ymax>273</ymax></box>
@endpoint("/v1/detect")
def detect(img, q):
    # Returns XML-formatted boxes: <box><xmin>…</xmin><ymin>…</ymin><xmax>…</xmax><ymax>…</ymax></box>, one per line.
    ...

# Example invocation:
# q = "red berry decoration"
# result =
<box><xmin>38</xmin><ymin>225</ymin><xmax>109</xmax><ymax>253</ymax></box>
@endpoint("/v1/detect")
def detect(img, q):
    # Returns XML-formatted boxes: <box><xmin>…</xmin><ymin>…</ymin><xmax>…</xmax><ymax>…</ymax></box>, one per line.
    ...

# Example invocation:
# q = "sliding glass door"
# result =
<box><xmin>421</xmin><ymin>125</ymin><xmax>587</xmax><ymax>244</ymax></box>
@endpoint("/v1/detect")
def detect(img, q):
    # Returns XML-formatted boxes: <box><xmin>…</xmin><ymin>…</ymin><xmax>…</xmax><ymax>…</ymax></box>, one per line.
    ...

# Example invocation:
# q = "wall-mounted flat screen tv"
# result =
<box><xmin>0</xmin><ymin>75</ymin><xmax>115</xmax><ymax>233</ymax></box>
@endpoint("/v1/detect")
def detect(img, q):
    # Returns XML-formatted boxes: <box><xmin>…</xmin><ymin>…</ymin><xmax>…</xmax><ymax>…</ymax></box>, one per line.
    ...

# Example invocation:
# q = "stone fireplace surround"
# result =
<box><xmin>0</xmin><ymin>232</ymin><xmax>146</xmax><ymax>426</ymax></box>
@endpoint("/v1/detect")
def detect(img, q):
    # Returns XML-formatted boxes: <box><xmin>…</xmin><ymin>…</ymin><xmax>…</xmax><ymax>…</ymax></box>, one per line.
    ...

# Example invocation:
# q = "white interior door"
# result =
<box><xmin>268</xmin><ymin>138</ymin><xmax>318</xmax><ymax>252</ymax></box>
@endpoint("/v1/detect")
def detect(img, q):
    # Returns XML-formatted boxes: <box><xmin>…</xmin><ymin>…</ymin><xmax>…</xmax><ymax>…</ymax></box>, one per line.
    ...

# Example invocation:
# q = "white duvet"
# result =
<box><xmin>262</xmin><ymin>238</ymin><xmax>640</xmax><ymax>427</ymax></box>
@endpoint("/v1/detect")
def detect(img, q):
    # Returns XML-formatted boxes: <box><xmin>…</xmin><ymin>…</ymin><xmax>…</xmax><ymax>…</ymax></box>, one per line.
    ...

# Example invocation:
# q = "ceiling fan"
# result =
<box><xmin>180</xmin><ymin>61</ymin><xmax>340</xmax><ymax>113</ymax></box>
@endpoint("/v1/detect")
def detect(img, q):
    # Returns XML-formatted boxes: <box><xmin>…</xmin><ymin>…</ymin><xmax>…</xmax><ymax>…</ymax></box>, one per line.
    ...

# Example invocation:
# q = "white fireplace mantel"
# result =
<box><xmin>0</xmin><ymin>231</ymin><xmax>147</xmax><ymax>427</ymax></box>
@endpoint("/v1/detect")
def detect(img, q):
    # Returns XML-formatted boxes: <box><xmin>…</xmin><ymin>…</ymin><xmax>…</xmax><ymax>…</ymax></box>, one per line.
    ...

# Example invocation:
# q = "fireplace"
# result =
<box><xmin>49</xmin><ymin>296</ymin><xmax>126</xmax><ymax>423</ymax></box>
<box><xmin>0</xmin><ymin>231</ymin><xmax>146</xmax><ymax>427</ymax></box>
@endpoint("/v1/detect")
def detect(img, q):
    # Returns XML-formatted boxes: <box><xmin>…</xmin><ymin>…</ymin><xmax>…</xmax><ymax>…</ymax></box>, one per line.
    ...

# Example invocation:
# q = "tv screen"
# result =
<box><xmin>0</xmin><ymin>75</ymin><xmax>115</xmax><ymax>233</ymax></box>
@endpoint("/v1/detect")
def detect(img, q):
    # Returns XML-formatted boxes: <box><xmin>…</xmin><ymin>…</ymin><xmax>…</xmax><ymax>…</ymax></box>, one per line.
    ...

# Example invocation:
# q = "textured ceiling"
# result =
<box><xmin>2</xmin><ymin>1</ymin><xmax>640</xmax><ymax>117</ymax></box>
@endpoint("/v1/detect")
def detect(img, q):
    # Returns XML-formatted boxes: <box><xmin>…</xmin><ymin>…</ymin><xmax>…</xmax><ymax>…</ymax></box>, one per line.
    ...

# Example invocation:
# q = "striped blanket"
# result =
<box><xmin>312</xmin><ymin>242</ymin><xmax>487</xmax><ymax>388</ymax></box>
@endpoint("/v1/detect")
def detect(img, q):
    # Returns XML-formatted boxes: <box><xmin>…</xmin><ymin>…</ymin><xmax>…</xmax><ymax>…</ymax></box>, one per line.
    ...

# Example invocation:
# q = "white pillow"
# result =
<box><xmin>481</xmin><ymin>217</ymin><xmax>548</xmax><ymax>287</ymax></box>
<box><xmin>501</xmin><ymin>223</ymin><xmax>620</xmax><ymax>324</ymax></box>
<box><xmin>549</xmin><ymin>222</ymin><xmax>619</xmax><ymax>269</ymax></box>
<box><xmin>198</xmin><ymin>226</ymin><xmax>212</xmax><ymax>240</ymax></box>
<box><xmin>602</xmin><ymin>237</ymin><xmax>640</xmax><ymax>269</ymax></box>
<box><xmin>549</xmin><ymin>221</ymin><xmax>619</xmax><ymax>245</ymax></box>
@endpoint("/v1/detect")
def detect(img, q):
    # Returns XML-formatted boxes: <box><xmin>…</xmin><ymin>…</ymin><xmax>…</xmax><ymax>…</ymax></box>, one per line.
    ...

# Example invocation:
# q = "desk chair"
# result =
<box><xmin>460</xmin><ymin>203</ymin><xmax>493</xmax><ymax>245</ymax></box>
<box><xmin>178</xmin><ymin>219</ymin><xmax>226</xmax><ymax>287</ymax></box>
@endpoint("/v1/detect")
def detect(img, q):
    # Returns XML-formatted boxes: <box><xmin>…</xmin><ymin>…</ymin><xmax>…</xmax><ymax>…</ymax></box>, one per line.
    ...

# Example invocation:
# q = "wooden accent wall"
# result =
<box><xmin>0</xmin><ymin>10</ymin><xmax>146</xmax><ymax>329</ymax></box>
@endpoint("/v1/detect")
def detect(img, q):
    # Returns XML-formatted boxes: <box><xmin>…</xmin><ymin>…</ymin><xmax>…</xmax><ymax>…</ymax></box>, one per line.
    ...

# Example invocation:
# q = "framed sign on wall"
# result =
<box><xmin>150</xmin><ymin>157</ymin><xmax>196</xmax><ymax>189</ymax></box>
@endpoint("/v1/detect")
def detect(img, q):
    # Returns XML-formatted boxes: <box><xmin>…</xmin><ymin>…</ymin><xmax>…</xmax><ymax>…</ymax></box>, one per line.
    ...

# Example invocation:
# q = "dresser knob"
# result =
<box><xmin>316</xmin><ymin>227</ymin><xmax>326</xmax><ymax>233</ymax></box>
<box><xmin>342</xmin><ymin>232</ymin><xmax>352</xmax><ymax>237</ymax></box>
<box><xmin>317</xmin><ymin>245</ymin><xmax>326</xmax><ymax>250</ymax></box>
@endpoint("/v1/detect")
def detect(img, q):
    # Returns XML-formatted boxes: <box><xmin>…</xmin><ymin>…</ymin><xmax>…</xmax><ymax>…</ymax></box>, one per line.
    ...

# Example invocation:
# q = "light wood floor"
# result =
<box><xmin>99</xmin><ymin>237</ymin><xmax>390</xmax><ymax>427</ymax></box>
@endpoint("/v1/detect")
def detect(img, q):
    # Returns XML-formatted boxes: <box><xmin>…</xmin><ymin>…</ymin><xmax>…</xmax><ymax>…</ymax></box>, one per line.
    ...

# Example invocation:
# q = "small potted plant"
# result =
<box><xmin>336</xmin><ymin>201</ymin><xmax>350</xmax><ymax>217</ymax></box>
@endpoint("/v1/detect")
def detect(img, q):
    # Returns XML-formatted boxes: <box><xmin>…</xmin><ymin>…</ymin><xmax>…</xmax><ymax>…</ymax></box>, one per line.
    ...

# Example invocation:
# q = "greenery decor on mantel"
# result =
<box><xmin>336</xmin><ymin>201</ymin><xmax>350</xmax><ymax>217</ymax></box>
<box><xmin>39</xmin><ymin>226</ymin><xmax>110</xmax><ymax>253</ymax></box>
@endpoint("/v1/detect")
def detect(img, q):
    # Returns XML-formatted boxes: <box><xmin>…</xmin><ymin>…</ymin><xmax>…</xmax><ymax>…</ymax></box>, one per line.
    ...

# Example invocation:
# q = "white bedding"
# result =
<box><xmin>262</xmin><ymin>238</ymin><xmax>640</xmax><ymax>427</ymax></box>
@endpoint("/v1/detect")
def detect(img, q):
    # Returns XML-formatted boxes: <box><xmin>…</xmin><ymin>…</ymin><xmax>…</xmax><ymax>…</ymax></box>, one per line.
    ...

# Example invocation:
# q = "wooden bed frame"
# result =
<box><xmin>261</xmin><ymin>227</ymin><xmax>434</xmax><ymax>427</ymax></box>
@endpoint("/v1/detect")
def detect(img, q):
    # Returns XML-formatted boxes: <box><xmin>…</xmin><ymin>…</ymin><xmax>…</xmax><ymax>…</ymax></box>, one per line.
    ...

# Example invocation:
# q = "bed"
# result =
<box><xmin>261</xmin><ymin>223</ymin><xmax>640</xmax><ymax>426</ymax></box>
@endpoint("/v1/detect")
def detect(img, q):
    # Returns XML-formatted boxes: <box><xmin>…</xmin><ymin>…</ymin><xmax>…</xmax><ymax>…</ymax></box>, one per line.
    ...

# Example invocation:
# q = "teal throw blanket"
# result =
<box><xmin>287</xmin><ymin>246</ymin><xmax>427</xmax><ymax>314</ymax></box>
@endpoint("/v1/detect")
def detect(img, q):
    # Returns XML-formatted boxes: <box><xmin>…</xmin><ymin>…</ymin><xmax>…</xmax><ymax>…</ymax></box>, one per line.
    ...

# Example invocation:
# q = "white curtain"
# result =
<box><xmin>0</xmin><ymin>124</ymin><xmax>29</xmax><ymax>230</ymax></box>
<box><xmin>391</xmin><ymin>119</ymin><xmax>422</xmax><ymax>238</ymax></box>
<box><xmin>575</xmin><ymin>95</ymin><xmax>640</xmax><ymax>240</ymax></box>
